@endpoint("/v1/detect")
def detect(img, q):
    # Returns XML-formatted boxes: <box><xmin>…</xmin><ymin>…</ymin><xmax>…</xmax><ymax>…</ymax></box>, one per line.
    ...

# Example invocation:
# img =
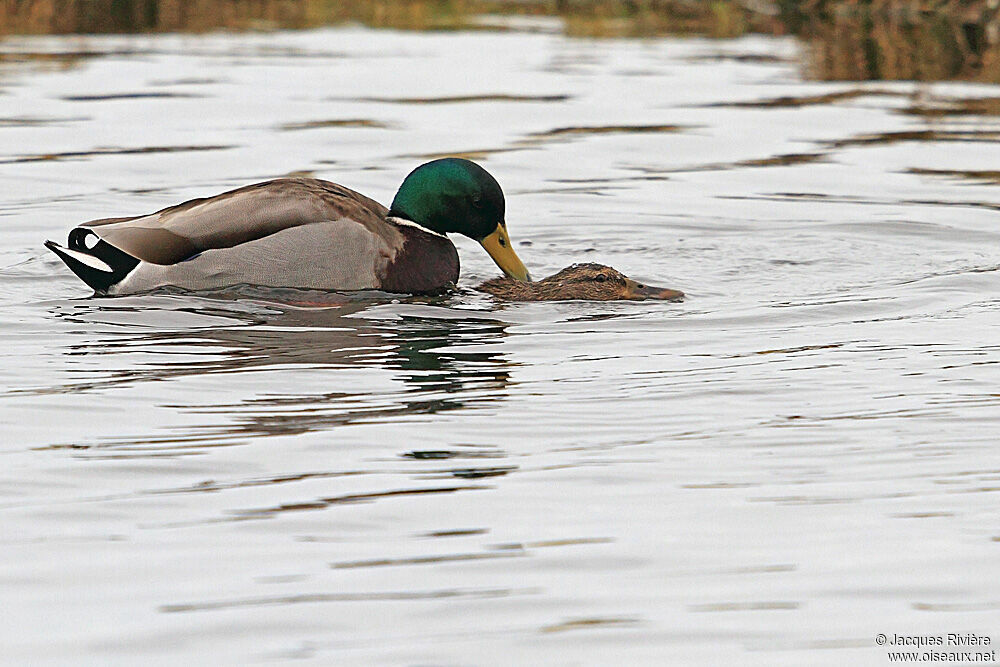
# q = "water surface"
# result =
<box><xmin>3</xmin><ymin>26</ymin><xmax>1000</xmax><ymax>665</ymax></box>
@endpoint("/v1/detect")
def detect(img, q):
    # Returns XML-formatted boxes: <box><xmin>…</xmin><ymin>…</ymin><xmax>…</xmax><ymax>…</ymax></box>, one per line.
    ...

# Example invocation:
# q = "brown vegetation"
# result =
<box><xmin>790</xmin><ymin>0</ymin><xmax>1000</xmax><ymax>82</ymax></box>
<box><xmin>1</xmin><ymin>0</ymin><xmax>998</xmax><ymax>82</ymax></box>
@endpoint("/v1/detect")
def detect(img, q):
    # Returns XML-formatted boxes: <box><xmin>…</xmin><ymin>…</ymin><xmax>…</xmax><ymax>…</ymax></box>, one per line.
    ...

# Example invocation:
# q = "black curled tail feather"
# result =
<box><xmin>45</xmin><ymin>229</ymin><xmax>139</xmax><ymax>294</ymax></box>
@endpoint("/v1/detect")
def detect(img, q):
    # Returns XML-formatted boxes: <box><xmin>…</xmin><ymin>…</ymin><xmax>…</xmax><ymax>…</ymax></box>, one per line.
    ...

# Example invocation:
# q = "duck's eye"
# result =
<box><xmin>594</xmin><ymin>275</ymin><xmax>607</xmax><ymax>283</ymax></box>
<box><xmin>471</xmin><ymin>195</ymin><xmax>483</xmax><ymax>209</ymax></box>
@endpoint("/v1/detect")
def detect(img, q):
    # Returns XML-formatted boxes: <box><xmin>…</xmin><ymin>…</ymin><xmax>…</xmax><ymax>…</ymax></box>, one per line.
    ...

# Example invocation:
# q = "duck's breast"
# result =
<box><xmin>378</xmin><ymin>222</ymin><xmax>459</xmax><ymax>294</ymax></box>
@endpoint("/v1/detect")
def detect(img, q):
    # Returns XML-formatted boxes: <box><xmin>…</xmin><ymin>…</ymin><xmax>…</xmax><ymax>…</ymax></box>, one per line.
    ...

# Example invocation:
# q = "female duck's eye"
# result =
<box><xmin>594</xmin><ymin>275</ymin><xmax>607</xmax><ymax>283</ymax></box>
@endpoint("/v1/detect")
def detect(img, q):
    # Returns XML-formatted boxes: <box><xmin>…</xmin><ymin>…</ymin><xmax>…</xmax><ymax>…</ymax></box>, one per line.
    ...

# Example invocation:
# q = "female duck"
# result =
<box><xmin>479</xmin><ymin>263</ymin><xmax>683</xmax><ymax>301</ymax></box>
<box><xmin>45</xmin><ymin>158</ymin><xmax>531</xmax><ymax>295</ymax></box>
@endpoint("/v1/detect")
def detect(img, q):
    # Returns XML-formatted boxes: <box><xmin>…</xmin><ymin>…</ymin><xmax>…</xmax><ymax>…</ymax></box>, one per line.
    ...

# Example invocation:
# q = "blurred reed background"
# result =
<box><xmin>1</xmin><ymin>0</ymin><xmax>998</xmax><ymax>81</ymax></box>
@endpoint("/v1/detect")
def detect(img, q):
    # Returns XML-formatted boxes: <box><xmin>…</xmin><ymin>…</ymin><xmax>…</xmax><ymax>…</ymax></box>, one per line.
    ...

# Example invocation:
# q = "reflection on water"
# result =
<box><xmin>710</xmin><ymin>88</ymin><xmax>902</xmax><ymax>108</ymax></box>
<box><xmin>2</xmin><ymin>143</ymin><xmax>235</xmax><ymax>164</ymax></box>
<box><xmin>32</xmin><ymin>296</ymin><xmax>512</xmax><ymax>448</ymax></box>
<box><xmin>902</xmin><ymin>95</ymin><xmax>1000</xmax><ymax>117</ymax></box>
<box><xmin>908</xmin><ymin>168</ymin><xmax>1000</xmax><ymax>185</ymax></box>
<box><xmin>160</xmin><ymin>585</ymin><xmax>537</xmax><ymax>614</ymax></box>
<box><xmin>278</xmin><ymin>118</ymin><xmax>393</xmax><ymax>131</ymax></box>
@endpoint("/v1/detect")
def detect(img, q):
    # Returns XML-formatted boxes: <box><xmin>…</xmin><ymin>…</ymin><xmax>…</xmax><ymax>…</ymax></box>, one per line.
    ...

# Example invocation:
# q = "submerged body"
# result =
<box><xmin>45</xmin><ymin>159</ymin><xmax>530</xmax><ymax>296</ymax></box>
<box><xmin>478</xmin><ymin>263</ymin><xmax>683</xmax><ymax>301</ymax></box>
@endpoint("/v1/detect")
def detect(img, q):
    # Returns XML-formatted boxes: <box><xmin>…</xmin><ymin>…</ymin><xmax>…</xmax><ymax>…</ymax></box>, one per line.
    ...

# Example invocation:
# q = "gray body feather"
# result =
<box><xmin>110</xmin><ymin>220</ymin><xmax>392</xmax><ymax>294</ymax></box>
<box><xmin>47</xmin><ymin>177</ymin><xmax>460</xmax><ymax>295</ymax></box>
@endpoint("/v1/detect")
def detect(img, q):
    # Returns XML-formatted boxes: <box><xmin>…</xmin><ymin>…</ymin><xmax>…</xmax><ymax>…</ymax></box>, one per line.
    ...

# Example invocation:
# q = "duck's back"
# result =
<box><xmin>83</xmin><ymin>178</ymin><xmax>392</xmax><ymax>266</ymax></box>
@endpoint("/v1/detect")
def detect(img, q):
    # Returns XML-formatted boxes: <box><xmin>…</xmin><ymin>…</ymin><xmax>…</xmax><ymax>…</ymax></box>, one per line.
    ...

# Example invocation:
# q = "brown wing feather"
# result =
<box><xmin>80</xmin><ymin>178</ymin><xmax>392</xmax><ymax>265</ymax></box>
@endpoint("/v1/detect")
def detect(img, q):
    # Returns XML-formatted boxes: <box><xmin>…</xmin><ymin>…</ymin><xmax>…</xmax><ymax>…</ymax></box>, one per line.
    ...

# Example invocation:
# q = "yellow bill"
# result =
<box><xmin>479</xmin><ymin>223</ymin><xmax>532</xmax><ymax>282</ymax></box>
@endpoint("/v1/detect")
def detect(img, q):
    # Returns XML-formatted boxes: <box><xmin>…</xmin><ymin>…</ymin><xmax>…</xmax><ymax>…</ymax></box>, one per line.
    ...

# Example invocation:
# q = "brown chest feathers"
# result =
<box><xmin>379</xmin><ymin>222</ymin><xmax>460</xmax><ymax>295</ymax></box>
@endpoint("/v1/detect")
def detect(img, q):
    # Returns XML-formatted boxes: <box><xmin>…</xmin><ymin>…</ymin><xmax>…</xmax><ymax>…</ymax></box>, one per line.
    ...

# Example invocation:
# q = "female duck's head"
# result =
<box><xmin>389</xmin><ymin>158</ymin><xmax>531</xmax><ymax>281</ymax></box>
<box><xmin>478</xmin><ymin>263</ymin><xmax>685</xmax><ymax>301</ymax></box>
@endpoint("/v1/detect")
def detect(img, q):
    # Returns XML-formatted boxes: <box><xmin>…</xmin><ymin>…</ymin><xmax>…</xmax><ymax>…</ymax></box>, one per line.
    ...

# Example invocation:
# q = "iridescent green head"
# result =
<box><xmin>389</xmin><ymin>158</ymin><xmax>531</xmax><ymax>281</ymax></box>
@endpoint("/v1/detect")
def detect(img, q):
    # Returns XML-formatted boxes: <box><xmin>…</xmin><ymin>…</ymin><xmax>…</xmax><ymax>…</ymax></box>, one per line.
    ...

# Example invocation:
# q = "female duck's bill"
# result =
<box><xmin>478</xmin><ymin>263</ymin><xmax>684</xmax><ymax>301</ymax></box>
<box><xmin>43</xmin><ymin>158</ymin><xmax>533</xmax><ymax>296</ymax></box>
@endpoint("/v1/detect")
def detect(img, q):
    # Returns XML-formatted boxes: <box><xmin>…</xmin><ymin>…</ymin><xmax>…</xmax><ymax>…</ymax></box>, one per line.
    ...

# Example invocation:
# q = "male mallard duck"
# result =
<box><xmin>44</xmin><ymin>158</ymin><xmax>531</xmax><ymax>296</ymax></box>
<box><xmin>478</xmin><ymin>263</ymin><xmax>683</xmax><ymax>301</ymax></box>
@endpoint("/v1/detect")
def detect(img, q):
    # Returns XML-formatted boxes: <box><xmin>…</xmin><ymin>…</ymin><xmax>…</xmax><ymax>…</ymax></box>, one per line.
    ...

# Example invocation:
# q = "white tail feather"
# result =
<box><xmin>56</xmin><ymin>245</ymin><xmax>113</xmax><ymax>272</ymax></box>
